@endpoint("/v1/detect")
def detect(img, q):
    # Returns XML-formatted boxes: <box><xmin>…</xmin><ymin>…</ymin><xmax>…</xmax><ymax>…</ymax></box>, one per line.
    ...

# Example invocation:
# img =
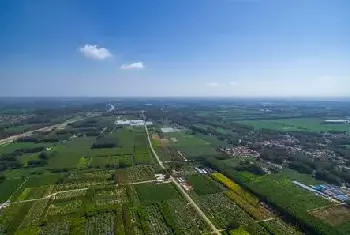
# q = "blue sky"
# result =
<box><xmin>1</xmin><ymin>0</ymin><xmax>349</xmax><ymax>97</ymax></box>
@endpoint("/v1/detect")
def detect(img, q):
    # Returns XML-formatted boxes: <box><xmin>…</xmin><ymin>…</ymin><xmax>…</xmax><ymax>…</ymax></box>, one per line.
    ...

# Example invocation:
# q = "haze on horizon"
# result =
<box><xmin>1</xmin><ymin>0</ymin><xmax>349</xmax><ymax>98</ymax></box>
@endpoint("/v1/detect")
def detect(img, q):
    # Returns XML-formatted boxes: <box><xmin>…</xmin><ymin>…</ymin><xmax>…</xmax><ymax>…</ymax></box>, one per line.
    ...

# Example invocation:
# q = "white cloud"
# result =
<box><xmin>206</xmin><ymin>82</ymin><xmax>219</xmax><ymax>87</ymax></box>
<box><xmin>79</xmin><ymin>44</ymin><xmax>113</xmax><ymax>60</ymax></box>
<box><xmin>229</xmin><ymin>81</ymin><xmax>238</xmax><ymax>85</ymax></box>
<box><xmin>120</xmin><ymin>62</ymin><xmax>145</xmax><ymax>70</ymax></box>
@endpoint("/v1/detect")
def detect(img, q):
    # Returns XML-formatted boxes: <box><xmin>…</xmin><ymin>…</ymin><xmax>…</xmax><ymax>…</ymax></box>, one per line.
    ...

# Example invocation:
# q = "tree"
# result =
<box><xmin>0</xmin><ymin>175</ymin><xmax>6</xmax><ymax>183</ymax></box>
<box><xmin>39</xmin><ymin>151</ymin><xmax>49</xmax><ymax>160</ymax></box>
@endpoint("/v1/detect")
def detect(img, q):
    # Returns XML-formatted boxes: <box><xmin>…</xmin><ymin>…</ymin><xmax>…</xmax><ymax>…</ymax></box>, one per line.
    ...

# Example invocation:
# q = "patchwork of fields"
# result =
<box><xmin>1</xmin><ymin>115</ymin><xmax>349</xmax><ymax>235</ymax></box>
<box><xmin>153</xmin><ymin>129</ymin><xmax>220</xmax><ymax>162</ymax></box>
<box><xmin>238</xmin><ymin>118</ymin><xmax>350</xmax><ymax>132</ymax></box>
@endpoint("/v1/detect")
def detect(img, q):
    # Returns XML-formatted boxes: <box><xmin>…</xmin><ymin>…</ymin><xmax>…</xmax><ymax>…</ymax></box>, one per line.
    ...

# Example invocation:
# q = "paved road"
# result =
<box><xmin>142</xmin><ymin>113</ymin><xmax>221</xmax><ymax>235</ymax></box>
<box><xmin>143</xmin><ymin>119</ymin><xmax>165</xmax><ymax>169</ymax></box>
<box><xmin>171</xmin><ymin>175</ymin><xmax>221</xmax><ymax>235</ymax></box>
<box><xmin>0</xmin><ymin>116</ymin><xmax>85</xmax><ymax>146</ymax></box>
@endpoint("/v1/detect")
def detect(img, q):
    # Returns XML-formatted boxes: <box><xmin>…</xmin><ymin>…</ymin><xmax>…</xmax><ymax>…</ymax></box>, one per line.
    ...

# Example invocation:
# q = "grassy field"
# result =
<box><xmin>26</xmin><ymin>173</ymin><xmax>64</xmax><ymax>187</ymax></box>
<box><xmin>311</xmin><ymin>205</ymin><xmax>350</xmax><ymax>226</ymax></box>
<box><xmin>166</xmin><ymin>132</ymin><xmax>211</xmax><ymax>147</ymax></box>
<box><xmin>187</xmin><ymin>174</ymin><xmax>223</xmax><ymax>195</ymax></box>
<box><xmin>174</xmin><ymin>145</ymin><xmax>219</xmax><ymax>159</ymax></box>
<box><xmin>238</xmin><ymin>118</ymin><xmax>350</xmax><ymax>132</ymax></box>
<box><xmin>135</xmin><ymin>183</ymin><xmax>181</xmax><ymax>204</ymax></box>
<box><xmin>17</xmin><ymin>153</ymin><xmax>39</xmax><ymax>166</ymax></box>
<box><xmin>219</xmin><ymin>157</ymin><xmax>253</xmax><ymax>168</ymax></box>
<box><xmin>0</xmin><ymin>178</ymin><xmax>23</xmax><ymax>203</ymax></box>
<box><xmin>194</xmin><ymin>133</ymin><xmax>227</xmax><ymax>147</ymax></box>
<box><xmin>235</xmin><ymin>171</ymin><xmax>341</xmax><ymax>234</ymax></box>
<box><xmin>240</xmin><ymin>172</ymin><xmax>332</xmax><ymax>210</ymax></box>
<box><xmin>0</xmin><ymin>142</ymin><xmax>49</xmax><ymax>154</ymax></box>
<box><xmin>278</xmin><ymin>168</ymin><xmax>326</xmax><ymax>185</ymax></box>
<box><xmin>46</xmin><ymin>137</ymin><xmax>125</xmax><ymax>169</ymax></box>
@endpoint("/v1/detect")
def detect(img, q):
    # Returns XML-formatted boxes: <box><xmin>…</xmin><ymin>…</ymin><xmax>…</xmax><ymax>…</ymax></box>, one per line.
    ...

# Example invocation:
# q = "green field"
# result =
<box><xmin>135</xmin><ymin>183</ymin><xmax>181</xmax><ymax>204</ymax></box>
<box><xmin>166</xmin><ymin>132</ymin><xmax>211</xmax><ymax>146</ymax></box>
<box><xmin>17</xmin><ymin>153</ymin><xmax>39</xmax><ymax>166</ymax></box>
<box><xmin>0</xmin><ymin>142</ymin><xmax>49</xmax><ymax>154</ymax></box>
<box><xmin>0</xmin><ymin>178</ymin><xmax>23</xmax><ymax>203</ymax></box>
<box><xmin>187</xmin><ymin>174</ymin><xmax>223</xmax><ymax>195</ymax></box>
<box><xmin>46</xmin><ymin>137</ymin><xmax>129</xmax><ymax>169</ymax></box>
<box><xmin>1</xmin><ymin>111</ymin><xmax>346</xmax><ymax>235</ymax></box>
<box><xmin>238</xmin><ymin>118</ymin><xmax>350</xmax><ymax>132</ymax></box>
<box><xmin>236</xmin><ymin>171</ymin><xmax>332</xmax><ymax>211</ymax></box>
<box><xmin>174</xmin><ymin>145</ymin><xmax>219</xmax><ymax>159</ymax></box>
<box><xmin>229</xmin><ymin>170</ymin><xmax>340</xmax><ymax>234</ymax></box>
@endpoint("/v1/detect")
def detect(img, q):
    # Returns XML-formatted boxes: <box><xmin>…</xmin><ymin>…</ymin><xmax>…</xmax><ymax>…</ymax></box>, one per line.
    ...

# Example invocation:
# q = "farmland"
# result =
<box><xmin>0</xmin><ymin>113</ymin><xmax>222</xmax><ymax>234</ymax></box>
<box><xmin>187</xmin><ymin>174</ymin><xmax>223</xmax><ymax>195</ymax></box>
<box><xmin>135</xmin><ymin>183</ymin><xmax>181</xmax><ymax>204</ymax></box>
<box><xmin>237</xmin><ymin>118</ymin><xmax>350</xmax><ymax>132</ymax></box>
<box><xmin>311</xmin><ymin>205</ymin><xmax>350</xmax><ymax>226</ymax></box>
<box><xmin>1</xmin><ymin>100</ymin><xmax>350</xmax><ymax>235</ymax></box>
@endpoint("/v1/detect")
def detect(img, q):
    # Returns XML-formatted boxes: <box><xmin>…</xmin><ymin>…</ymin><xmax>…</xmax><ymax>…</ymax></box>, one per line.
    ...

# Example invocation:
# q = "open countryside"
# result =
<box><xmin>0</xmin><ymin>99</ymin><xmax>350</xmax><ymax>235</ymax></box>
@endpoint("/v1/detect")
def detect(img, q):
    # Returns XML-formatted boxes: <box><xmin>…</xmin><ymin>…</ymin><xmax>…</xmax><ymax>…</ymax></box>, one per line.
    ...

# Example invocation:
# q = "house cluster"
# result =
<box><xmin>261</xmin><ymin>135</ymin><xmax>299</xmax><ymax>148</ymax></box>
<box><xmin>115</xmin><ymin>119</ymin><xmax>153</xmax><ymax>126</ymax></box>
<box><xmin>195</xmin><ymin>167</ymin><xmax>213</xmax><ymax>174</ymax></box>
<box><xmin>176</xmin><ymin>177</ymin><xmax>193</xmax><ymax>191</ymax></box>
<box><xmin>303</xmin><ymin>149</ymin><xmax>336</xmax><ymax>159</ymax></box>
<box><xmin>0</xmin><ymin>114</ymin><xmax>33</xmax><ymax>125</ymax></box>
<box><xmin>221</xmin><ymin>146</ymin><xmax>260</xmax><ymax>158</ymax></box>
<box><xmin>155</xmin><ymin>174</ymin><xmax>166</xmax><ymax>182</ymax></box>
<box><xmin>260</xmin><ymin>136</ymin><xmax>338</xmax><ymax>162</ymax></box>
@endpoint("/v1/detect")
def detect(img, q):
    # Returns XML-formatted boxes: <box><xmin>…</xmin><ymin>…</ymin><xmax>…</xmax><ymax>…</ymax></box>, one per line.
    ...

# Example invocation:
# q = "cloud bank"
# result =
<box><xmin>79</xmin><ymin>44</ymin><xmax>113</xmax><ymax>60</ymax></box>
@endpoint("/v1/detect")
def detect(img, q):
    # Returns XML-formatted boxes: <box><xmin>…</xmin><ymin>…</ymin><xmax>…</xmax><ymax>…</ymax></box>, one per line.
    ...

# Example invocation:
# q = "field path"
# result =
<box><xmin>307</xmin><ymin>203</ymin><xmax>346</xmax><ymax>213</ymax></box>
<box><xmin>131</xmin><ymin>179</ymin><xmax>171</xmax><ymax>185</ymax></box>
<box><xmin>8</xmin><ymin>187</ymin><xmax>89</xmax><ymax>204</ymax></box>
<box><xmin>142</xmin><ymin>111</ymin><xmax>221</xmax><ymax>235</ymax></box>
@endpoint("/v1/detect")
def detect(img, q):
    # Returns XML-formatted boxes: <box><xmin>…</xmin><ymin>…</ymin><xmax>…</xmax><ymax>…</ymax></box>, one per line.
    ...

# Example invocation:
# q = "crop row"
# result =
<box><xmin>125</xmin><ymin>185</ymin><xmax>140</xmax><ymax>206</ymax></box>
<box><xmin>54</xmin><ymin>180</ymin><xmax>114</xmax><ymax>191</ymax></box>
<box><xmin>211</xmin><ymin>173</ymin><xmax>302</xmax><ymax>234</ymax></box>
<box><xmin>0</xmin><ymin>203</ymin><xmax>23</xmax><ymax>232</ymax></box>
<box><xmin>47</xmin><ymin>200</ymin><xmax>82</xmax><ymax>216</ymax></box>
<box><xmin>225</xmin><ymin>191</ymin><xmax>272</xmax><ymax>220</ymax></box>
<box><xmin>16</xmin><ymin>185</ymin><xmax>54</xmax><ymax>202</ymax></box>
<box><xmin>21</xmin><ymin>198</ymin><xmax>50</xmax><ymax>227</ymax></box>
<box><xmin>84</xmin><ymin>212</ymin><xmax>115</xmax><ymax>235</ymax></box>
<box><xmin>211</xmin><ymin>173</ymin><xmax>259</xmax><ymax>205</ymax></box>
<box><xmin>145</xmin><ymin>204</ymin><xmax>172</xmax><ymax>235</ymax></box>
<box><xmin>53</xmin><ymin>189</ymin><xmax>87</xmax><ymax>201</ymax></box>
<box><xmin>94</xmin><ymin>199</ymin><xmax>121</xmax><ymax>209</ymax></box>
<box><xmin>68</xmin><ymin>170</ymin><xmax>114</xmax><ymax>180</ymax></box>
<box><xmin>262</xmin><ymin>219</ymin><xmax>303</xmax><ymax>235</ymax></box>
<box><xmin>95</xmin><ymin>187</ymin><xmax>126</xmax><ymax>200</ymax></box>
<box><xmin>40</xmin><ymin>220</ymin><xmax>69</xmax><ymax>235</ymax></box>
<box><xmin>126</xmin><ymin>165</ymin><xmax>155</xmax><ymax>183</ymax></box>
<box><xmin>162</xmin><ymin>199</ymin><xmax>211</xmax><ymax>234</ymax></box>
<box><xmin>194</xmin><ymin>192</ymin><xmax>270</xmax><ymax>235</ymax></box>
